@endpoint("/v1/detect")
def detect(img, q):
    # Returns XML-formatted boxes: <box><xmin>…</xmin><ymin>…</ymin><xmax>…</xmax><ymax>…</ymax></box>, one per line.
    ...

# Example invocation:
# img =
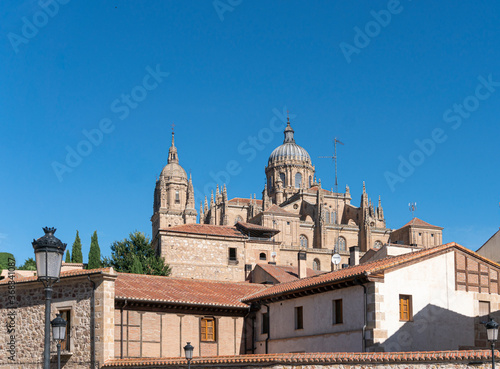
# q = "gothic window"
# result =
<box><xmin>373</xmin><ymin>240</ymin><xmax>383</xmax><ymax>250</ymax></box>
<box><xmin>332</xmin><ymin>211</ymin><xmax>337</xmax><ymax>224</ymax></box>
<box><xmin>280</xmin><ymin>173</ymin><xmax>286</xmax><ymax>186</ymax></box>
<box><xmin>175</xmin><ymin>191</ymin><xmax>180</xmax><ymax>204</ymax></box>
<box><xmin>312</xmin><ymin>258</ymin><xmax>320</xmax><ymax>271</ymax></box>
<box><xmin>337</xmin><ymin>236</ymin><xmax>346</xmax><ymax>253</ymax></box>
<box><xmin>324</xmin><ymin>210</ymin><xmax>330</xmax><ymax>224</ymax></box>
<box><xmin>295</xmin><ymin>173</ymin><xmax>302</xmax><ymax>188</ymax></box>
<box><xmin>300</xmin><ymin>234</ymin><xmax>308</xmax><ymax>248</ymax></box>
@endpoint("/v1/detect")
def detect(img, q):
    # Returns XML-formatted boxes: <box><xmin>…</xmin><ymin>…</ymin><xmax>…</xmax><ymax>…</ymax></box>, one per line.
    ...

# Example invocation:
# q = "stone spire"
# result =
<box><xmin>222</xmin><ymin>183</ymin><xmax>227</xmax><ymax>201</ymax></box>
<box><xmin>204</xmin><ymin>196</ymin><xmax>208</xmax><ymax>214</ymax></box>
<box><xmin>200</xmin><ymin>201</ymin><xmax>204</xmax><ymax>219</ymax></box>
<box><xmin>186</xmin><ymin>174</ymin><xmax>195</xmax><ymax>209</ymax></box>
<box><xmin>167</xmin><ymin>129</ymin><xmax>179</xmax><ymax>164</ymax></box>
<box><xmin>377</xmin><ymin>195</ymin><xmax>384</xmax><ymax>220</ymax></box>
<box><xmin>361</xmin><ymin>181</ymin><xmax>368</xmax><ymax>208</ymax></box>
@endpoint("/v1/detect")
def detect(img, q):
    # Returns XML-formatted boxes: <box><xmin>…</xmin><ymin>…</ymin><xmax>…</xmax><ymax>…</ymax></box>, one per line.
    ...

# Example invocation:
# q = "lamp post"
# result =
<box><xmin>183</xmin><ymin>342</ymin><xmax>194</xmax><ymax>369</ymax></box>
<box><xmin>51</xmin><ymin>314</ymin><xmax>67</xmax><ymax>369</ymax></box>
<box><xmin>485</xmin><ymin>318</ymin><xmax>499</xmax><ymax>369</ymax></box>
<box><xmin>32</xmin><ymin>227</ymin><xmax>66</xmax><ymax>369</ymax></box>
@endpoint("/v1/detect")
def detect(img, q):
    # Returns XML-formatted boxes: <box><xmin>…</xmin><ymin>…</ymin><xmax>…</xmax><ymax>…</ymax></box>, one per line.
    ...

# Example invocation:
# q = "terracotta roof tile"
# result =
<box><xmin>236</xmin><ymin>222</ymin><xmax>279</xmax><ymax>233</ymax></box>
<box><xmin>256</xmin><ymin>263</ymin><xmax>323</xmax><ymax>283</ymax></box>
<box><xmin>401</xmin><ymin>217</ymin><xmax>442</xmax><ymax>229</ymax></box>
<box><xmin>244</xmin><ymin>242</ymin><xmax>497</xmax><ymax>302</ymax></box>
<box><xmin>115</xmin><ymin>273</ymin><xmax>265</xmax><ymax>308</ymax></box>
<box><xmin>164</xmin><ymin>224</ymin><xmax>245</xmax><ymax>238</ymax></box>
<box><xmin>0</xmin><ymin>267</ymin><xmax>114</xmax><ymax>285</ymax></box>
<box><xmin>102</xmin><ymin>350</ymin><xmax>498</xmax><ymax>367</ymax></box>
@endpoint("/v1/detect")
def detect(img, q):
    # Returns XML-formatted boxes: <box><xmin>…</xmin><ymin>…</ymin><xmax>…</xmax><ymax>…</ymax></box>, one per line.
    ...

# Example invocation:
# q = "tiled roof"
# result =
<box><xmin>228</xmin><ymin>197</ymin><xmax>263</xmax><ymax>206</ymax></box>
<box><xmin>0</xmin><ymin>268</ymin><xmax>114</xmax><ymax>285</ymax></box>
<box><xmin>164</xmin><ymin>224</ymin><xmax>245</xmax><ymax>238</ymax></box>
<box><xmin>236</xmin><ymin>221</ymin><xmax>279</xmax><ymax>233</ymax></box>
<box><xmin>102</xmin><ymin>350</ymin><xmax>499</xmax><ymax>367</ymax></box>
<box><xmin>262</xmin><ymin>204</ymin><xmax>294</xmax><ymax>215</ymax></box>
<box><xmin>308</xmin><ymin>186</ymin><xmax>335</xmax><ymax>195</ymax></box>
<box><xmin>244</xmin><ymin>242</ymin><xmax>496</xmax><ymax>302</ymax></box>
<box><xmin>401</xmin><ymin>217</ymin><xmax>442</xmax><ymax>229</ymax></box>
<box><xmin>115</xmin><ymin>273</ymin><xmax>265</xmax><ymax>309</ymax></box>
<box><xmin>256</xmin><ymin>263</ymin><xmax>323</xmax><ymax>283</ymax></box>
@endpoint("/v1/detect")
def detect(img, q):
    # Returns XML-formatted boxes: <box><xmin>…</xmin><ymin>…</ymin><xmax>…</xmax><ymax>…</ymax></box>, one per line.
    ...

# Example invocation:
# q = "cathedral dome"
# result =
<box><xmin>161</xmin><ymin>162</ymin><xmax>187</xmax><ymax>180</ymax></box>
<box><xmin>268</xmin><ymin>120</ymin><xmax>311</xmax><ymax>165</ymax></box>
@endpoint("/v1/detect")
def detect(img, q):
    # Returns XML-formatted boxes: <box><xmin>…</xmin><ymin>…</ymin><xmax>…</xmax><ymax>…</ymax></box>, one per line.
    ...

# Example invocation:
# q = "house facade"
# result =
<box><xmin>243</xmin><ymin>243</ymin><xmax>500</xmax><ymax>353</ymax></box>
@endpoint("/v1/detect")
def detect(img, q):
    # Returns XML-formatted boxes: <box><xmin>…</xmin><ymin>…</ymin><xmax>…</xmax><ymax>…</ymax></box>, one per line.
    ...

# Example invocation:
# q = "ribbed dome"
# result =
<box><xmin>268</xmin><ymin>142</ymin><xmax>311</xmax><ymax>164</ymax></box>
<box><xmin>161</xmin><ymin>162</ymin><xmax>187</xmax><ymax>180</ymax></box>
<box><xmin>268</xmin><ymin>119</ymin><xmax>311</xmax><ymax>165</ymax></box>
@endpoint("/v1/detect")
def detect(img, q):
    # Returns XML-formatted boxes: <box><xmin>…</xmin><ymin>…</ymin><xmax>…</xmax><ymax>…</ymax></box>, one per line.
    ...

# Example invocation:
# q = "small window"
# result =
<box><xmin>418</xmin><ymin>233</ymin><xmax>422</xmax><ymax>237</ymax></box>
<box><xmin>431</xmin><ymin>234</ymin><xmax>434</xmax><ymax>237</ymax></box>
<box><xmin>280</xmin><ymin>173</ymin><xmax>286</xmax><ymax>185</ymax></box>
<box><xmin>332</xmin><ymin>299</ymin><xmax>343</xmax><ymax>324</ymax></box>
<box><xmin>399</xmin><ymin>295</ymin><xmax>412</xmax><ymax>321</ymax></box>
<box><xmin>60</xmin><ymin>310</ymin><xmax>71</xmax><ymax>351</ymax></box>
<box><xmin>312</xmin><ymin>258</ymin><xmax>320</xmax><ymax>271</ymax></box>
<box><xmin>229</xmin><ymin>248</ymin><xmax>237</xmax><ymax>261</ymax></box>
<box><xmin>337</xmin><ymin>237</ymin><xmax>346</xmax><ymax>253</ymax></box>
<box><xmin>295</xmin><ymin>173</ymin><xmax>302</xmax><ymax>188</ymax></box>
<box><xmin>200</xmin><ymin>317</ymin><xmax>216</xmax><ymax>342</ymax></box>
<box><xmin>324</xmin><ymin>210</ymin><xmax>330</xmax><ymax>224</ymax></box>
<box><xmin>299</xmin><ymin>234</ymin><xmax>308</xmax><ymax>248</ymax></box>
<box><xmin>259</xmin><ymin>252</ymin><xmax>267</xmax><ymax>261</ymax></box>
<box><xmin>175</xmin><ymin>191</ymin><xmax>180</xmax><ymax>204</ymax></box>
<box><xmin>295</xmin><ymin>306</ymin><xmax>303</xmax><ymax>330</ymax></box>
<box><xmin>479</xmin><ymin>301</ymin><xmax>490</xmax><ymax>320</ymax></box>
<box><xmin>261</xmin><ymin>312</ymin><xmax>269</xmax><ymax>334</ymax></box>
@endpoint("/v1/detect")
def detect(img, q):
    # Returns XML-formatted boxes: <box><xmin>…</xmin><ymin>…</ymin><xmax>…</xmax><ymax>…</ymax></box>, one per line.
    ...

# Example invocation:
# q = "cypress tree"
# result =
<box><xmin>88</xmin><ymin>231</ymin><xmax>101</xmax><ymax>269</ymax></box>
<box><xmin>71</xmin><ymin>230</ymin><xmax>83</xmax><ymax>263</ymax></box>
<box><xmin>65</xmin><ymin>250</ymin><xmax>71</xmax><ymax>263</ymax></box>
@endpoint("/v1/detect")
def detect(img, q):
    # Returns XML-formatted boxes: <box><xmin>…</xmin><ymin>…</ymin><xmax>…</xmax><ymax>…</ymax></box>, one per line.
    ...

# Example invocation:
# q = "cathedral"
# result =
<box><xmin>151</xmin><ymin>118</ymin><xmax>443</xmax><ymax>281</ymax></box>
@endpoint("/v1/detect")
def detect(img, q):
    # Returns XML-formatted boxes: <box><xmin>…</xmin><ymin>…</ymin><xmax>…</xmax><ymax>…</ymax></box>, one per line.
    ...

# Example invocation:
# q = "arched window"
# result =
<box><xmin>259</xmin><ymin>252</ymin><xmax>267</xmax><ymax>261</ymax></box>
<box><xmin>234</xmin><ymin>216</ymin><xmax>243</xmax><ymax>225</ymax></box>
<box><xmin>300</xmin><ymin>234</ymin><xmax>308</xmax><ymax>248</ymax></box>
<box><xmin>267</xmin><ymin>176</ymin><xmax>273</xmax><ymax>191</ymax></box>
<box><xmin>309</xmin><ymin>176</ymin><xmax>312</xmax><ymax>187</ymax></box>
<box><xmin>295</xmin><ymin>173</ymin><xmax>302</xmax><ymax>188</ymax></box>
<box><xmin>373</xmin><ymin>240</ymin><xmax>383</xmax><ymax>250</ymax></box>
<box><xmin>175</xmin><ymin>191</ymin><xmax>180</xmax><ymax>204</ymax></box>
<box><xmin>279</xmin><ymin>173</ymin><xmax>286</xmax><ymax>186</ymax></box>
<box><xmin>324</xmin><ymin>210</ymin><xmax>330</xmax><ymax>224</ymax></box>
<box><xmin>337</xmin><ymin>236</ymin><xmax>346</xmax><ymax>253</ymax></box>
<box><xmin>313</xmin><ymin>258</ymin><xmax>321</xmax><ymax>271</ymax></box>
<box><xmin>332</xmin><ymin>211</ymin><xmax>337</xmax><ymax>224</ymax></box>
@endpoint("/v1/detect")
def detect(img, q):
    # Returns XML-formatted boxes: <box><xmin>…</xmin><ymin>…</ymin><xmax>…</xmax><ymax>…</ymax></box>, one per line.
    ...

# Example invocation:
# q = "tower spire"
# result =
<box><xmin>167</xmin><ymin>123</ymin><xmax>179</xmax><ymax>164</ymax></box>
<box><xmin>283</xmin><ymin>110</ymin><xmax>295</xmax><ymax>144</ymax></box>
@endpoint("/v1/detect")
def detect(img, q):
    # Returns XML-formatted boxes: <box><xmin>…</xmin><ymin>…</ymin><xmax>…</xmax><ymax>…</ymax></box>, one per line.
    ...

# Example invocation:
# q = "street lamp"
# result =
<box><xmin>183</xmin><ymin>342</ymin><xmax>194</xmax><ymax>369</ymax></box>
<box><xmin>51</xmin><ymin>314</ymin><xmax>67</xmax><ymax>369</ymax></box>
<box><xmin>32</xmin><ymin>227</ymin><xmax>67</xmax><ymax>369</ymax></box>
<box><xmin>485</xmin><ymin>318</ymin><xmax>499</xmax><ymax>369</ymax></box>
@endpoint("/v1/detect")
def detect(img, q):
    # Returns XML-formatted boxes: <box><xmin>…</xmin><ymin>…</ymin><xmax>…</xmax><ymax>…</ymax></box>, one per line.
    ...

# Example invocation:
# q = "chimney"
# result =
<box><xmin>349</xmin><ymin>246</ymin><xmax>360</xmax><ymax>266</ymax></box>
<box><xmin>298</xmin><ymin>251</ymin><xmax>307</xmax><ymax>279</ymax></box>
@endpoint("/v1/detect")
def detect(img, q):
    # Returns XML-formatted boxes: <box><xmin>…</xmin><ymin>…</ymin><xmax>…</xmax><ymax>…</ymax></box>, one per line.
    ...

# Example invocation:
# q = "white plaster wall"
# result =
<box><xmin>257</xmin><ymin>286</ymin><xmax>364</xmax><ymax>353</ymax></box>
<box><xmin>379</xmin><ymin>251</ymin><xmax>475</xmax><ymax>351</ymax></box>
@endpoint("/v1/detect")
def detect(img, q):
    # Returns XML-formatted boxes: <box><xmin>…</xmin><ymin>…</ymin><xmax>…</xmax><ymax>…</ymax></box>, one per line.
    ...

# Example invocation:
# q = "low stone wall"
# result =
<box><xmin>102</xmin><ymin>350</ymin><xmax>499</xmax><ymax>369</ymax></box>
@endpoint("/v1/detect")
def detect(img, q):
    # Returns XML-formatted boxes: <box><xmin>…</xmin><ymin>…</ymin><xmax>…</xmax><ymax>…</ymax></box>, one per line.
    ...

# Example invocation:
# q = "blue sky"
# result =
<box><xmin>1</xmin><ymin>0</ymin><xmax>499</xmax><ymax>265</ymax></box>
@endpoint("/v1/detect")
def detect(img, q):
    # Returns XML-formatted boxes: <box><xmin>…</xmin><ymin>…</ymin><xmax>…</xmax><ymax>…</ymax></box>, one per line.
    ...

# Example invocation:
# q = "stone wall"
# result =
<box><xmin>0</xmin><ymin>270</ymin><xmax>116</xmax><ymax>369</ymax></box>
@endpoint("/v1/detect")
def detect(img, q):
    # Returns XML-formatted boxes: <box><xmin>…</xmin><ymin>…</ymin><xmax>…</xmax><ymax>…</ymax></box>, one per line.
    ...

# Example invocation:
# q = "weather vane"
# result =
<box><xmin>409</xmin><ymin>202</ymin><xmax>417</xmax><ymax>218</ymax></box>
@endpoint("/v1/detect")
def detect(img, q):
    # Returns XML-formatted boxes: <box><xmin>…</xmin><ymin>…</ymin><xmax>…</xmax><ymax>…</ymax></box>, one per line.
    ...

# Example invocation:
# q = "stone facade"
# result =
<box><xmin>152</xmin><ymin>120</ymin><xmax>442</xmax><ymax>281</ymax></box>
<box><xmin>0</xmin><ymin>269</ymin><xmax>116</xmax><ymax>369</ymax></box>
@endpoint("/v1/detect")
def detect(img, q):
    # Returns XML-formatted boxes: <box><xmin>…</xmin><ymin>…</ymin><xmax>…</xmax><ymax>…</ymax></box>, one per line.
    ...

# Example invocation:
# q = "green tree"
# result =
<box><xmin>65</xmin><ymin>250</ymin><xmax>71</xmax><ymax>263</ymax></box>
<box><xmin>108</xmin><ymin>231</ymin><xmax>171</xmax><ymax>276</ymax></box>
<box><xmin>0</xmin><ymin>252</ymin><xmax>14</xmax><ymax>270</ymax></box>
<box><xmin>71</xmin><ymin>230</ymin><xmax>83</xmax><ymax>263</ymax></box>
<box><xmin>18</xmin><ymin>257</ymin><xmax>37</xmax><ymax>271</ymax></box>
<box><xmin>88</xmin><ymin>231</ymin><xmax>101</xmax><ymax>269</ymax></box>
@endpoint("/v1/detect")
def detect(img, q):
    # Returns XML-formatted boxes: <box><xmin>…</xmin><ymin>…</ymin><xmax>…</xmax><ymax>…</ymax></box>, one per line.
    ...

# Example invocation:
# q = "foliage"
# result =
<box><xmin>0</xmin><ymin>252</ymin><xmax>14</xmax><ymax>269</ymax></box>
<box><xmin>88</xmin><ymin>231</ymin><xmax>102</xmax><ymax>269</ymax></box>
<box><xmin>71</xmin><ymin>230</ymin><xmax>83</xmax><ymax>263</ymax></box>
<box><xmin>65</xmin><ymin>250</ymin><xmax>71</xmax><ymax>263</ymax></box>
<box><xmin>18</xmin><ymin>257</ymin><xmax>37</xmax><ymax>271</ymax></box>
<box><xmin>108</xmin><ymin>231</ymin><xmax>171</xmax><ymax>276</ymax></box>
